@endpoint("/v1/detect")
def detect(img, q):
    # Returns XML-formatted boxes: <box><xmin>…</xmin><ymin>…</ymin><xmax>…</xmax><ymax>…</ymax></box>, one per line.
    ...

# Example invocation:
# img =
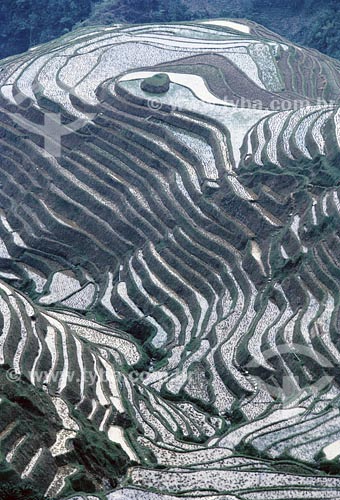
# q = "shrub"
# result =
<box><xmin>141</xmin><ymin>74</ymin><xmax>170</xmax><ymax>94</ymax></box>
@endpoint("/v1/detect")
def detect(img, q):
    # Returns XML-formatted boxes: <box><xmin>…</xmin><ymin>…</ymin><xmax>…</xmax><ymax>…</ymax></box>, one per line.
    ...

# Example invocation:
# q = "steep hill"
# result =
<box><xmin>1</xmin><ymin>0</ymin><xmax>340</xmax><ymax>60</ymax></box>
<box><xmin>1</xmin><ymin>18</ymin><xmax>340</xmax><ymax>500</ymax></box>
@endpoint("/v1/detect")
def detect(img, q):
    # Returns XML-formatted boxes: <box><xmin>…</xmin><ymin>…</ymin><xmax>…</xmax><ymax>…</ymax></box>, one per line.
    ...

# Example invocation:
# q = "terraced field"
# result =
<box><xmin>1</xmin><ymin>17</ymin><xmax>340</xmax><ymax>500</ymax></box>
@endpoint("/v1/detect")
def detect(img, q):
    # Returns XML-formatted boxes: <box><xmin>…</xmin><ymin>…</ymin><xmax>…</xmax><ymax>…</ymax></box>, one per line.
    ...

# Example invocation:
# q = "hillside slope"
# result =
<box><xmin>1</xmin><ymin>0</ymin><xmax>340</xmax><ymax>60</ymax></box>
<box><xmin>0</xmin><ymin>18</ymin><xmax>340</xmax><ymax>499</ymax></box>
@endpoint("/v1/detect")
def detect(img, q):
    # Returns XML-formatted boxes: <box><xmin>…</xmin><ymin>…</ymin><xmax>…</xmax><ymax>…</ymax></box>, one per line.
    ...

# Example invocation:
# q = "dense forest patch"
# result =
<box><xmin>1</xmin><ymin>0</ymin><xmax>339</xmax><ymax>60</ymax></box>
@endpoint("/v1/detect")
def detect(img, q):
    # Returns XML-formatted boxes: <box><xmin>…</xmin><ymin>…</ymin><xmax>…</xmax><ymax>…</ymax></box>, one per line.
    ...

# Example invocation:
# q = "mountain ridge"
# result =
<box><xmin>0</xmin><ymin>0</ymin><xmax>339</xmax><ymax>60</ymax></box>
<box><xmin>0</xmin><ymin>17</ymin><xmax>340</xmax><ymax>500</ymax></box>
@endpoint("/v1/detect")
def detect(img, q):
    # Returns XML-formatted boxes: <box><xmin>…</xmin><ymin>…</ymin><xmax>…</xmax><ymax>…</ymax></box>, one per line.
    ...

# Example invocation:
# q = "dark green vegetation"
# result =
<box><xmin>0</xmin><ymin>363</ymin><xmax>132</xmax><ymax>499</ymax></box>
<box><xmin>88</xmin><ymin>0</ymin><xmax>190</xmax><ymax>25</ymax></box>
<box><xmin>2</xmin><ymin>15</ymin><xmax>340</xmax><ymax>500</ymax></box>
<box><xmin>0</xmin><ymin>367</ymin><xmax>60</xmax><ymax>499</ymax></box>
<box><xmin>0</xmin><ymin>0</ymin><xmax>93</xmax><ymax>58</ymax></box>
<box><xmin>1</xmin><ymin>0</ymin><xmax>340</xmax><ymax>60</ymax></box>
<box><xmin>141</xmin><ymin>74</ymin><xmax>171</xmax><ymax>94</ymax></box>
<box><xmin>0</xmin><ymin>461</ymin><xmax>47</xmax><ymax>500</ymax></box>
<box><xmin>64</xmin><ymin>419</ymin><xmax>131</xmax><ymax>494</ymax></box>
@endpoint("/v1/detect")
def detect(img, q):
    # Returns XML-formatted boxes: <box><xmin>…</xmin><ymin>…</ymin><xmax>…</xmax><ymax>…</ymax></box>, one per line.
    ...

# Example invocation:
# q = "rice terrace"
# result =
<box><xmin>1</xmin><ymin>15</ymin><xmax>340</xmax><ymax>500</ymax></box>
